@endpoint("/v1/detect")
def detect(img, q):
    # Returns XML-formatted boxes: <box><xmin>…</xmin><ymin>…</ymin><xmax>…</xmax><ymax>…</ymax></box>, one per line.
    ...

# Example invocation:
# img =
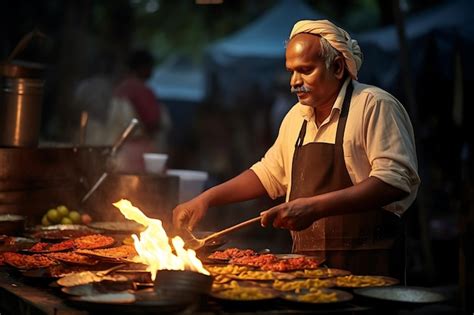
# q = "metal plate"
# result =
<box><xmin>290</xmin><ymin>268</ymin><xmax>351</xmax><ymax>279</ymax></box>
<box><xmin>335</xmin><ymin>275</ymin><xmax>399</xmax><ymax>288</ymax></box>
<box><xmin>211</xmin><ymin>286</ymin><xmax>279</xmax><ymax>302</ymax></box>
<box><xmin>67</xmin><ymin>288</ymin><xmax>197</xmax><ymax>314</ymax></box>
<box><xmin>281</xmin><ymin>288</ymin><xmax>353</xmax><ymax>304</ymax></box>
<box><xmin>87</xmin><ymin>221</ymin><xmax>145</xmax><ymax>234</ymax></box>
<box><xmin>354</xmin><ymin>286</ymin><xmax>447</xmax><ymax>304</ymax></box>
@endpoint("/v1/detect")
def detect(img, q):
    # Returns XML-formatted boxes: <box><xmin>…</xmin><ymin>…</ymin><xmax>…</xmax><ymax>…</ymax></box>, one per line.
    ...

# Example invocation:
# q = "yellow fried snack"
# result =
<box><xmin>227</xmin><ymin>270</ymin><xmax>294</xmax><ymax>281</ymax></box>
<box><xmin>291</xmin><ymin>268</ymin><xmax>350</xmax><ymax>279</ymax></box>
<box><xmin>213</xmin><ymin>274</ymin><xmax>233</xmax><ymax>284</ymax></box>
<box><xmin>335</xmin><ymin>275</ymin><xmax>398</xmax><ymax>287</ymax></box>
<box><xmin>212</xmin><ymin>280</ymin><xmax>240</xmax><ymax>292</ymax></box>
<box><xmin>206</xmin><ymin>264</ymin><xmax>250</xmax><ymax>275</ymax></box>
<box><xmin>214</xmin><ymin>286</ymin><xmax>276</xmax><ymax>300</ymax></box>
<box><xmin>285</xmin><ymin>289</ymin><xmax>338</xmax><ymax>303</ymax></box>
<box><xmin>273</xmin><ymin>278</ymin><xmax>334</xmax><ymax>293</ymax></box>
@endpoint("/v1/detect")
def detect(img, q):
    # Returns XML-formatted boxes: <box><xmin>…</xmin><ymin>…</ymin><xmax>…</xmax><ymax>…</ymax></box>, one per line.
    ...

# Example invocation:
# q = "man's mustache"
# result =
<box><xmin>291</xmin><ymin>86</ymin><xmax>312</xmax><ymax>93</ymax></box>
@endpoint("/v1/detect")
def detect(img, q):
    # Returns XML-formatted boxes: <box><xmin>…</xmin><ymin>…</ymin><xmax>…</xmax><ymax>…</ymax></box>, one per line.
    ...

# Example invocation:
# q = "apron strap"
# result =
<box><xmin>335</xmin><ymin>81</ymin><xmax>354</xmax><ymax>145</ymax></box>
<box><xmin>294</xmin><ymin>120</ymin><xmax>308</xmax><ymax>148</ymax></box>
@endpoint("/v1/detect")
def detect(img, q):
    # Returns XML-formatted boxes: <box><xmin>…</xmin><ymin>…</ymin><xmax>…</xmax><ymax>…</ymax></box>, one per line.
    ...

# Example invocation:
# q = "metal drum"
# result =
<box><xmin>0</xmin><ymin>77</ymin><xmax>44</xmax><ymax>147</ymax></box>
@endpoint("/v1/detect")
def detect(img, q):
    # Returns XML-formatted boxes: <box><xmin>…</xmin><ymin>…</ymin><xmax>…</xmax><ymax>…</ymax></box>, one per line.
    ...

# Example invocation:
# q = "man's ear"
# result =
<box><xmin>333</xmin><ymin>56</ymin><xmax>345</xmax><ymax>79</ymax></box>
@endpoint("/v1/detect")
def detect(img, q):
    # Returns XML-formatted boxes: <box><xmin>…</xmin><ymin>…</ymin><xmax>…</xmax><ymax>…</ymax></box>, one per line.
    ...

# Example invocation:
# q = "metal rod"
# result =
<box><xmin>79</xmin><ymin>111</ymin><xmax>88</xmax><ymax>146</ymax></box>
<box><xmin>81</xmin><ymin>172</ymin><xmax>108</xmax><ymax>204</ymax></box>
<box><xmin>110</xmin><ymin>118</ymin><xmax>139</xmax><ymax>157</ymax></box>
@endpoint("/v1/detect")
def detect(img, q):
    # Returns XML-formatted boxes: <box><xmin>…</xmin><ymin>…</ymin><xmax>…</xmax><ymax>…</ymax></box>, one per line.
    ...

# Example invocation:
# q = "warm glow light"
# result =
<box><xmin>113</xmin><ymin>199</ymin><xmax>209</xmax><ymax>280</ymax></box>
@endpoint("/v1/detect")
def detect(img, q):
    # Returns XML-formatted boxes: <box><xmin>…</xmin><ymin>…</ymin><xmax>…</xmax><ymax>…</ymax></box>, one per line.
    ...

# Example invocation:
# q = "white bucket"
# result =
<box><xmin>166</xmin><ymin>169</ymin><xmax>208</xmax><ymax>203</ymax></box>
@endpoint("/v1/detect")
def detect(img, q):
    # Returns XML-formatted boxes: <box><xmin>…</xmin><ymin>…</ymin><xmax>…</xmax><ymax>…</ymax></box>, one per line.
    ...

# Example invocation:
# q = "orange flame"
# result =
<box><xmin>113</xmin><ymin>199</ymin><xmax>209</xmax><ymax>280</ymax></box>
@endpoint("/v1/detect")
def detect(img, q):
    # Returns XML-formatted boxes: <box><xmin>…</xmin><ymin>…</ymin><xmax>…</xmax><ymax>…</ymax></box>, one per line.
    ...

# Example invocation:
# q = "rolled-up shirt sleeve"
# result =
<box><xmin>364</xmin><ymin>95</ymin><xmax>420</xmax><ymax>213</ymax></box>
<box><xmin>251</xmin><ymin>121</ymin><xmax>290</xmax><ymax>200</ymax></box>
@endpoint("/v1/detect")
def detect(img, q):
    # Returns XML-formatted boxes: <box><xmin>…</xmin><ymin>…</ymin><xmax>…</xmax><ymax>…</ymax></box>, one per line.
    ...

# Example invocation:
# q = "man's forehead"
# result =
<box><xmin>287</xmin><ymin>33</ymin><xmax>322</xmax><ymax>55</ymax></box>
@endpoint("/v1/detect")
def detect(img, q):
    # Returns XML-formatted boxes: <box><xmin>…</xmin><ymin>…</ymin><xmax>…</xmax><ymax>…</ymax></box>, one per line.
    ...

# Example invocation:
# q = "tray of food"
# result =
<box><xmin>211</xmin><ymin>284</ymin><xmax>279</xmax><ymax>302</ymax></box>
<box><xmin>2</xmin><ymin>252</ymin><xmax>58</xmax><ymax>269</ymax></box>
<box><xmin>75</xmin><ymin>245</ymin><xmax>138</xmax><ymax>263</ymax></box>
<box><xmin>290</xmin><ymin>268</ymin><xmax>351</xmax><ymax>279</ymax></box>
<box><xmin>280</xmin><ymin>288</ymin><xmax>353</xmax><ymax>304</ymax></box>
<box><xmin>87</xmin><ymin>221</ymin><xmax>145</xmax><ymax>234</ymax></box>
<box><xmin>334</xmin><ymin>275</ymin><xmax>399</xmax><ymax>288</ymax></box>
<box><xmin>207</xmin><ymin>248</ymin><xmax>258</xmax><ymax>262</ymax></box>
<box><xmin>272</xmin><ymin>278</ymin><xmax>335</xmax><ymax>292</ymax></box>
<box><xmin>226</xmin><ymin>269</ymin><xmax>296</xmax><ymax>281</ymax></box>
<box><xmin>45</xmin><ymin>252</ymin><xmax>99</xmax><ymax>266</ymax></box>
<box><xmin>27</xmin><ymin>225</ymin><xmax>100</xmax><ymax>241</ymax></box>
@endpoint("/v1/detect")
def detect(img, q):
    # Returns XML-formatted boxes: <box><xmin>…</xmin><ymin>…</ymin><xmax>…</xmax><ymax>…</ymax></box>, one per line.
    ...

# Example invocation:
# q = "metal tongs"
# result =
<box><xmin>81</xmin><ymin>118</ymin><xmax>139</xmax><ymax>203</ymax></box>
<box><xmin>184</xmin><ymin>215</ymin><xmax>262</xmax><ymax>251</ymax></box>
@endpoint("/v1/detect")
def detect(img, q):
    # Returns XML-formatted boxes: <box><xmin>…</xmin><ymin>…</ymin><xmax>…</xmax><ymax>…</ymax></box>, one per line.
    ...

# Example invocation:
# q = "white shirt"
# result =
<box><xmin>251</xmin><ymin>79</ymin><xmax>420</xmax><ymax>216</ymax></box>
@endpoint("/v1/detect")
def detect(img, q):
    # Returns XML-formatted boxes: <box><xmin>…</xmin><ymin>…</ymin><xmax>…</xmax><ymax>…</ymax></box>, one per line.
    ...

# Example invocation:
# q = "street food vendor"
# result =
<box><xmin>173</xmin><ymin>19</ymin><xmax>420</xmax><ymax>280</ymax></box>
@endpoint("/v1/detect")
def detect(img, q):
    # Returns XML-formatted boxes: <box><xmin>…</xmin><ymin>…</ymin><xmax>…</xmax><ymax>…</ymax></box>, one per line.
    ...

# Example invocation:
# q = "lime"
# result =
<box><xmin>61</xmin><ymin>217</ymin><xmax>73</xmax><ymax>225</ymax></box>
<box><xmin>57</xmin><ymin>205</ymin><xmax>69</xmax><ymax>217</ymax></box>
<box><xmin>41</xmin><ymin>215</ymin><xmax>51</xmax><ymax>226</ymax></box>
<box><xmin>68</xmin><ymin>211</ymin><xmax>81</xmax><ymax>224</ymax></box>
<box><xmin>46</xmin><ymin>209</ymin><xmax>61</xmax><ymax>224</ymax></box>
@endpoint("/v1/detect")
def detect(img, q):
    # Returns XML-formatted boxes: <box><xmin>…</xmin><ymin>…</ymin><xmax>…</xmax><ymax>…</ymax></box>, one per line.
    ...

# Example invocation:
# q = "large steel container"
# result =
<box><xmin>0</xmin><ymin>62</ymin><xmax>45</xmax><ymax>147</ymax></box>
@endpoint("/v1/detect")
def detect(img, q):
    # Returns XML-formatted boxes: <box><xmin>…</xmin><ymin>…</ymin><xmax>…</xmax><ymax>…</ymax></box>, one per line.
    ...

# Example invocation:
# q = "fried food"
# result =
<box><xmin>273</xmin><ymin>278</ymin><xmax>334</xmax><ymax>292</ymax></box>
<box><xmin>76</xmin><ymin>245</ymin><xmax>138</xmax><ymax>262</ymax></box>
<box><xmin>229</xmin><ymin>270</ymin><xmax>295</xmax><ymax>281</ymax></box>
<box><xmin>2</xmin><ymin>252</ymin><xmax>58</xmax><ymax>269</ymax></box>
<box><xmin>261</xmin><ymin>257</ymin><xmax>320</xmax><ymax>272</ymax></box>
<box><xmin>213</xmin><ymin>286</ymin><xmax>277</xmax><ymax>300</ymax></box>
<box><xmin>230</xmin><ymin>254</ymin><xmax>278</xmax><ymax>267</ymax></box>
<box><xmin>206</xmin><ymin>264</ymin><xmax>251</xmax><ymax>275</ymax></box>
<box><xmin>46</xmin><ymin>252</ymin><xmax>99</xmax><ymax>265</ymax></box>
<box><xmin>284</xmin><ymin>289</ymin><xmax>338</xmax><ymax>303</ymax></box>
<box><xmin>56</xmin><ymin>271</ymin><xmax>129</xmax><ymax>287</ymax></box>
<box><xmin>291</xmin><ymin>268</ymin><xmax>351</xmax><ymax>279</ymax></box>
<box><xmin>335</xmin><ymin>275</ymin><xmax>399</xmax><ymax>287</ymax></box>
<box><xmin>28</xmin><ymin>240</ymin><xmax>75</xmax><ymax>252</ymax></box>
<box><xmin>73</xmin><ymin>234</ymin><xmax>115</xmax><ymax>250</ymax></box>
<box><xmin>208</xmin><ymin>248</ymin><xmax>257</xmax><ymax>260</ymax></box>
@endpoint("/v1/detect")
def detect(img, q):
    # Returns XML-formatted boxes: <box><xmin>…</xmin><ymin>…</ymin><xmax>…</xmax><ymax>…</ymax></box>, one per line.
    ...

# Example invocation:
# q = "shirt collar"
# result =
<box><xmin>298</xmin><ymin>77</ymin><xmax>352</xmax><ymax>121</ymax></box>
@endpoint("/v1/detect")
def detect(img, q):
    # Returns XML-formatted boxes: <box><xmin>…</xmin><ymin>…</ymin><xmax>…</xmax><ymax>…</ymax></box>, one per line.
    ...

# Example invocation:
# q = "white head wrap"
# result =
<box><xmin>289</xmin><ymin>20</ymin><xmax>363</xmax><ymax>80</ymax></box>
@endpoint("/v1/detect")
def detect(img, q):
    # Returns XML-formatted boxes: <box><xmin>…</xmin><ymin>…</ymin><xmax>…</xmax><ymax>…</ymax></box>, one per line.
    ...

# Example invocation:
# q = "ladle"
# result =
<box><xmin>81</xmin><ymin>118</ymin><xmax>139</xmax><ymax>203</ymax></box>
<box><xmin>184</xmin><ymin>215</ymin><xmax>262</xmax><ymax>251</ymax></box>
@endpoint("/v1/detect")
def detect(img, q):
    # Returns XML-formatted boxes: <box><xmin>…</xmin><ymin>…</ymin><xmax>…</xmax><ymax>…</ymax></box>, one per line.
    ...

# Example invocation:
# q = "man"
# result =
<box><xmin>173</xmin><ymin>20</ymin><xmax>420</xmax><ymax>279</ymax></box>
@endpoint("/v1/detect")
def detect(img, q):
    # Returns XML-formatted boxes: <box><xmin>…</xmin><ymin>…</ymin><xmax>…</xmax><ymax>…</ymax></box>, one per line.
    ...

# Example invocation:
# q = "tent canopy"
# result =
<box><xmin>149</xmin><ymin>54</ymin><xmax>205</xmax><ymax>103</ymax></box>
<box><xmin>210</xmin><ymin>0</ymin><xmax>324</xmax><ymax>63</ymax></box>
<box><xmin>205</xmin><ymin>0</ymin><xmax>325</xmax><ymax>107</ymax></box>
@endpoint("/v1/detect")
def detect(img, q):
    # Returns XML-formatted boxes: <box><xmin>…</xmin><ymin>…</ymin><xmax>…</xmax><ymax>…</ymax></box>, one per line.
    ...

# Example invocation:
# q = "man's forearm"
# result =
<box><xmin>311</xmin><ymin>176</ymin><xmax>408</xmax><ymax>218</ymax></box>
<box><xmin>198</xmin><ymin>170</ymin><xmax>268</xmax><ymax>208</ymax></box>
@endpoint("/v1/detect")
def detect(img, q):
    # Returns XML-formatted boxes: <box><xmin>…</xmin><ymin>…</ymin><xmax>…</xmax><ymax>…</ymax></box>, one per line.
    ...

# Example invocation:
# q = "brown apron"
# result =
<box><xmin>289</xmin><ymin>82</ymin><xmax>405</xmax><ymax>280</ymax></box>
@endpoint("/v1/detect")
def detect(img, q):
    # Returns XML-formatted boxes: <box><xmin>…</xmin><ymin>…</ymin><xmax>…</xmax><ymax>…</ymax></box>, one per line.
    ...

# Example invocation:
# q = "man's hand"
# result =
<box><xmin>172</xmin><ymin>197</ymin><xmax>209</xmax><ymax>231</ymax></box>
<box><xmin>260</xmin><ymin>197</ymin><xmax>318</xmax><ymax>231</ymax></box>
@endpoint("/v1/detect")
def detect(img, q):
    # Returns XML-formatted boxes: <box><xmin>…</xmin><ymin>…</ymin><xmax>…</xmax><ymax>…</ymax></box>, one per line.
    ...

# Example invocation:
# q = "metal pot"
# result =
<box><xmin>154</xmin><ymin>270</ymin><xmax>213</xmax><ymax>296</ymax></box>
<box><xmin>0</xmin><ymin>61</ymin><xmax>46</xmax><ymax>147</ymax></box>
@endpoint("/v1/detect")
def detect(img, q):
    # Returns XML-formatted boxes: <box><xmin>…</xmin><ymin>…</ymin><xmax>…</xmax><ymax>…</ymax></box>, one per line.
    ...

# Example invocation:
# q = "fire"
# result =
<box><xmin>113</xmin><ymin>199</ymin><xmax>209</xmax><ymax>280</ymax></box>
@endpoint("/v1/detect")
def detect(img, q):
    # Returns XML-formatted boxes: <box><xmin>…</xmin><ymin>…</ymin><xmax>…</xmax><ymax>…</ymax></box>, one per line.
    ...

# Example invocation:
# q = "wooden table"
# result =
<box><xmin>0</xmin><ymin>271</ymin><xmax>86</xmax><ymax>315</ymax></box>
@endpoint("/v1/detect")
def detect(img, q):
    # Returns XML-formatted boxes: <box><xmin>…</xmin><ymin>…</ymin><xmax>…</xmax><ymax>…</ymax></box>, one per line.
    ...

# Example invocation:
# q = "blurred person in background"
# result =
<box><xmin>73</xmin><ymin>52</ymin><xmax>116</xmax><ymax>145</ymax></box>
<box><xmin>110</xmin><ymin>49</ymin><xmax>171</xmax><ymax>171</ymax></box>
<box><xmin>173</xmin><ymin>19</ymin><xmax>419</xmax><ymax>280</ymax></box>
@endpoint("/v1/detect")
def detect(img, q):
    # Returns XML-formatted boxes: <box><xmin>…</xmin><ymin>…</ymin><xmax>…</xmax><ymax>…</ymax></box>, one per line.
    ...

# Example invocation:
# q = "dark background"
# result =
<box><xmin>1</xmin><ymin>0</ymin><xmax>472</xmax><ymax>310</ymax></box>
